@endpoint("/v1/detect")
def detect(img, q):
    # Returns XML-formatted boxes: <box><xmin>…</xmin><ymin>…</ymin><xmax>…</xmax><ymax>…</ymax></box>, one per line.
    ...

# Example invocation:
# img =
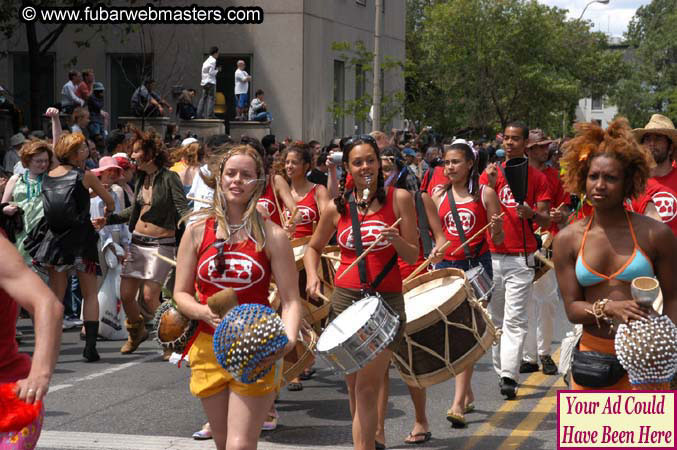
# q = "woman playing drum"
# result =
<box><xmin>552</xmin><ymin>119</ymin><xmax>677</xmax><ymax>390</ymax></box>
<box><xmin>304</xmin><ymin>135</ymin><xmax>418</xmax><ymax>450</ymax></box>
<box><xmin>430</xmin><ymin>140</ymin><xmax>503</xmax><ymax>427</ymax></box>
<box><xmin>174</xmin><ymin>145</ymin><xmax>302</xmax><ymax>450</ymax></box>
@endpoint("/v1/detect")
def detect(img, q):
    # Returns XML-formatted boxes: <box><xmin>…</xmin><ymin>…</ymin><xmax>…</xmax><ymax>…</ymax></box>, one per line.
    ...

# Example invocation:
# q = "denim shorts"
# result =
<box><xmin>236</xmin><ymin>93</ymin><xmax>249</xmax><ymax>109</ymax></box>
<box><xmin>435</xmin><ymin>251</ymin><xmax>493</xmax><ymax>279</ymax></box>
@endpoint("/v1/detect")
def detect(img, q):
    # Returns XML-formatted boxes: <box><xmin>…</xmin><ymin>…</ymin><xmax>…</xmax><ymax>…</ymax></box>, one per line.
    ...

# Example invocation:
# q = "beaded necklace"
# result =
<box><xmin>23</xmin><ymin>172</ymin><xmax>43</xmax><ymax>201</ymax></box>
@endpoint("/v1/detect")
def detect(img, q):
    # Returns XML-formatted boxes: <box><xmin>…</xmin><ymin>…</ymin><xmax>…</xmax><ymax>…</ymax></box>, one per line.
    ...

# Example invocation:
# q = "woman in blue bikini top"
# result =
<box><xmin>553</xmin><ymin>118</ymin><xmax>677</xmax><ymax>342</ymax></box>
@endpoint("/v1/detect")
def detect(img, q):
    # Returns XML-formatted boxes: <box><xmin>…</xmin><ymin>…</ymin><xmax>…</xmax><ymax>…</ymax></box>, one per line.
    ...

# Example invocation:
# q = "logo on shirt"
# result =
<box><xmin>338</xmin><ymin>220</ymin><xmax>392</xmax><ymax>251</ymax></box>
<box><xmin>444</xmin><ymin>209</ymin><xmax>476</xmax><ymax>236</ymax></box>
<box><xmin>198</xmin><ymin>251</ymin><xmax>265</xmax><ymax>291</ymax></box>
<box><xmin>499</xmin><ymin>185</ymin><xmax>517</xmax><ymax>208</ymax></box>
<box><xmin>284</xmin><ymin>206</ymin><xmax>317</xmax><ymax>225</ymax></box>
<box><xmin>431</xmin><ymin>184</ymin><xmax>446</xmax><ymax>195</ymax></box>
<box><xmin>257</xmin><ymin>198</ymin><xmax>277</xmax><ymax>218</ymax></box>
<box><xmin>652</xmin><ymin>191</ymin><xmax>677</xmax><ymax>222</ymax></box>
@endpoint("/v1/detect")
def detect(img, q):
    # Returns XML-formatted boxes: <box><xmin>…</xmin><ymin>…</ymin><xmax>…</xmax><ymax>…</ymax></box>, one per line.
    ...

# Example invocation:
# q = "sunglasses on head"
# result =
<box><xmin>342</xmin><ymin>134</ymin><xmax>377</xmax><ymax>149</ymax></box>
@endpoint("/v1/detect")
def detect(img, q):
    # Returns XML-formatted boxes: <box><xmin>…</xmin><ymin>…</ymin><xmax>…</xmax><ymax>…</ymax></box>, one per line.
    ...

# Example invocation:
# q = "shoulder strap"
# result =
<box><xmin>447</xmin><ymin>188</ymin><xmax>472</xmax><ymax>259</ymax></box>
<box><xmin>414</xmin><ymin>191</ymin><xmax>433</xmax><ymax>258</ymax></box>
<box><xmin>348</xmin><ymin>192</ymin><xmax>369</xmax><ymax>288</ymax></box>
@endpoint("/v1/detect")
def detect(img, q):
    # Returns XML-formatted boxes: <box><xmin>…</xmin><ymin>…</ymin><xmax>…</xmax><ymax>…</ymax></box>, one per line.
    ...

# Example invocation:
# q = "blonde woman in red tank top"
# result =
<box><xmin>174</xmin><ymin>145</ymin><xmax>303</xmax><ymax>450</ymax></box>
<box><xmin>304</xmin><ymin>136</ymin><xmax>419</xmax><ymax>450</ymax></box>
<box><xmin>282</xmin><ymin>143</ymin><xmax>330</xmax><ymax>238</ymax></box>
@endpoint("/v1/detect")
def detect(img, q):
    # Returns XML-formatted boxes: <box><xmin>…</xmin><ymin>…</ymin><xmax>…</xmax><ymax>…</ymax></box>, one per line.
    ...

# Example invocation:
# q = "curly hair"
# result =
<box><xmin>20</xmin><ymin>139</ymin><xmax>53</xmax><ymax>168</ymax></box>
<box><xmin>54</xmin><ymin>132</ymin><xmax>86</xmax><ymax>164</ymax></box>
<box><xmin>334</xmin><ymin>138</ymin><xmax>386</xmax><ymax>215</ymax></box>
<box><xmin>561</xmin><ymin>118</ymin><xmax>654</xmax><ymax>200</ymax></box>
<box><xmin>130</xmin><ymin>127</ymin><xmax>170</xmax><ymax>168</ymax></box>
<box><xmin>170</xmin><ymin>142</ymin><xmax>205</xmax><ymax>167</ymax></box>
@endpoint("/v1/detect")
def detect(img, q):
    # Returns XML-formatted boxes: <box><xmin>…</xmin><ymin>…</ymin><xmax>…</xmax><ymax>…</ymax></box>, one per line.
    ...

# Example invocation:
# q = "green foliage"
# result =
<box><xmin>612</xmin><ymin>0</ymin><xmax>677</xmax><ymax>126</ymax></box>
<box><xmin>329</xmin><ymin>40</ymin><xmax>404</xmax><ymax>130</ymax></box>
<box><xmin>405</xmin><ymin>0</ymin><xmax>624</xmax><ymax>137</ymax></box>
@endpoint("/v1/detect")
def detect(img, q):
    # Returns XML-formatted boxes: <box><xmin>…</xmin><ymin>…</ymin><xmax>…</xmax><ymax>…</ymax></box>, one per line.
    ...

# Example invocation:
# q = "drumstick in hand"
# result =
<box><xmin>337</xmin><ymin>217</ymin><xmax>403</xmax><ymax>280</ymax></box>
<box><xmin>403</xmin><ymin>240</ymin><xmax>452</xmax><ymax>283</ymax></box>
<box><xmin>155</xmin><ymin>253</ymin><xmax>177</xmax><ymax>266</ymax></box>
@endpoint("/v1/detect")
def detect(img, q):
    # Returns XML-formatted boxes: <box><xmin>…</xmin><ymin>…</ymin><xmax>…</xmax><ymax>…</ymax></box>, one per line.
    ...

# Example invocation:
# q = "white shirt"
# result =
<box><xmin>187</xmin><ymin>164</ymin><xmax>213</xmax><ymax>224</ymax></box>
<box><xmin>201</xmin><ymin>55</ymin><xmax>219</xmax><ymax>86</ymax></box>
<box><xmin>234</xmin><ymin>68</ymin><xmax>250</xmax><ymax>95</ymax></box>
<box><xmin>61</xmin><ymin>80</ymin><xmax>84</xmax><ymax>107</ymax></box>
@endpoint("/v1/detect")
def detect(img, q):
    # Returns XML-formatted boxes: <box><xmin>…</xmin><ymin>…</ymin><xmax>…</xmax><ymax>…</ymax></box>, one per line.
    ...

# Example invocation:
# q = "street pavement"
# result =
<box><xmin>19</xmin><ymin>287</ymin><xmax>571</xmax><ymax>450</ymax></box>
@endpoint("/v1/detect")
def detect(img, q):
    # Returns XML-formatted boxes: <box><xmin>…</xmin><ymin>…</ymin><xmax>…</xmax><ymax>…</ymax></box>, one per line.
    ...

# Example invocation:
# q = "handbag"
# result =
<box><xmin>571</xmin><ymin>340</ymin><xmax>627</xmax><ymax>388</ymax></box>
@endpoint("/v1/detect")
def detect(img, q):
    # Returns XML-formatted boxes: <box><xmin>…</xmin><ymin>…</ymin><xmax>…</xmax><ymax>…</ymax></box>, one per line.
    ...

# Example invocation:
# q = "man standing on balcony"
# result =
<box><xmin>234</xmin><ymin>60</ymin><xmax>252</xmax><ymax>121</ymax></box>
<box><xmin>197</xmin><ymin>47</ymin><xmax>220</xmax><ymax>119</ymax></box>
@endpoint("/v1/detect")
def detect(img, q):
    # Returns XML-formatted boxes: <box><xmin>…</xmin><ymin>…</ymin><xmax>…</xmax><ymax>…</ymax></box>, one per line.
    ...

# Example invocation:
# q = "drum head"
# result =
<box><xmin>404</xmin><ymin>271</ymin><xmax>466</xmax><ymax>332</ymax></box>
<box><xmin>317</xmin><ymin>296</ymin><xmax>379</xmax><ymax>351</ymax></box>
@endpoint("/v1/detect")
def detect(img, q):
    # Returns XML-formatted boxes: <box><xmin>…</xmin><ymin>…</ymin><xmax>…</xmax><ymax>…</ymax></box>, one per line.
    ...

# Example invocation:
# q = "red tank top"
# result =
<box><xmin>0</xmin><ymin>291</ymin><xmax>31</xmax><ymax>383</ymax></box>
<box><xmin>257</xmin><ymin>177</ymin><xmax>282</xmax><ymax>226</ymax></box>
<box><xmin>284</xmin><ymin>184</ymin><xmax>319</xmax><ymax>238</ymax></box>
<box><xmin>335</xmin><ymin>187</ymin><xmax>402</xmax><ymax>292</ymax></box>
<box><xmin>438</xmin><ymin>187</ymin><xmax>489</xmax><ymax>261</ymax></box>
<box><xmin>195</xmin><ymin>218</ymin><xmax>272</xmax><ymax>333</ymax></box>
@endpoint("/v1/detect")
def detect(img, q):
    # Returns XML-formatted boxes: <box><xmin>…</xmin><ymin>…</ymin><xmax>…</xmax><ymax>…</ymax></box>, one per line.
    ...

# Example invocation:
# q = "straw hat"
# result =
<box><xmin>633</xmin><ymin>114</ymin><xmax>677</xmax><ymax>146</ymax></box>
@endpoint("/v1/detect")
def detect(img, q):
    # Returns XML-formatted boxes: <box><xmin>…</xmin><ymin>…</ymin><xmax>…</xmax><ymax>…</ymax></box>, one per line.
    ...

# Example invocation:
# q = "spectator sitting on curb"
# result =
<box><xmin>248</xmin><ymin>89</ymin><xmax>272</xmax><ymax>122</ymax></box>
<box><xmin>131</xmin><ymin>79</ymin><xmax>173</xmax><ymax>118</ymax></box>
<box><xmin>177</xmin><ymin>89</ymin><xmax>197</xmax><ymax>120</ymax></box>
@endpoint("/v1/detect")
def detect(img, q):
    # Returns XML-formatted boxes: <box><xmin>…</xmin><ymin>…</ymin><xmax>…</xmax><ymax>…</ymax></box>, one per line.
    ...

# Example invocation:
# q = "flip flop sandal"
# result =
<box><xmin>446</xmin><ymin>410</ymin><xmax>467</xmax><ymax>428</ymax></box>
<box><xmin>287</xmin><ymin>382</ymin><xmax>303</xmax><ymax>391</ymax></box>
<box><xmin>262</xmin><ymin>410</ymin><xmax>278</xmax><ymax>431</ymax></box>
<box><xmin>375</xmin><ymin>440</ymin><xmax>386</xmax><ymax>449</ymax></box>
<box><xmin>192</xmin><ymin>428</ymin><xmax>212</xmax><ymax>440</ymax></box>
<box><xmin>404</xmin><ymin>431</ymin><xmax>432</xmax><ymax>445</ymax></box>
<box><xmin>464</xmin><ymin>403</ymin><xmax>475</xmax><ymax>414</ymax></box>
<box><xmin>299</xmin><ymin>368</ymin><xmax>316</xmax><ymax>380</ymax></box>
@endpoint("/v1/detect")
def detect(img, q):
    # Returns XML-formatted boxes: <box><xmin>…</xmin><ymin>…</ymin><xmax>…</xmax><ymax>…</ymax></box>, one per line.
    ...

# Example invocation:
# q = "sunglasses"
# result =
<box><xmin>342</xmin><ymin>134</ymin><xmax>377</xmax><ymax>149</ymax></box>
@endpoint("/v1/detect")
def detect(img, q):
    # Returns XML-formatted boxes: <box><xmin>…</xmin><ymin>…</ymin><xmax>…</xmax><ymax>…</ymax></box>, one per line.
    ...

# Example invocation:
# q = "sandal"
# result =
<box><xmin>287</xmin><ymin>381</ymin><xmax>303</xmax><ymax>391</ymax></box>
<box><xmin>404</xmin><ymin>431</ymin><xmax>431</xmax><ymax>445</ymax></box>
<box><xmin>464</xmin><ymin>402</ymin><xmax>475</xmax><ymax>414</ymax></box>
<box><xmin>375</xmin><ymin>440</ymin><xmax>386</xmax><ymax>449</ymax></box>
<box><xmin>262</xmin><ymin>410</ymin><xmax>278</xmax><ymax>431</ymax></box>
<box><xmin>446</xmin><ymin>409</ymin><xmax>467</xmax><ymax>428</ymax></box>
<box><xmin>299</xmin><ymin>368</ymin><xmax>316</xmax><ymax>381</ymax></box>
<box><xmin>192</xmin><ymin>428</ymin><xmax>212</xmax><ymax>440</ymax></box>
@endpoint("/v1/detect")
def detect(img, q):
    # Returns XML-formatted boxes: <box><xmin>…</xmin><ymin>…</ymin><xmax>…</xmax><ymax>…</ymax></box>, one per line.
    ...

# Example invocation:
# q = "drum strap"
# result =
<box><xmin>414</xmin><ymin>191</ymin><xmax>433</xmax><ymax>258</ymax></box>
<box><xmin>348</xmin><ymin>192</ymin><xmax>398</xmax><ymax>294</ymax></box>
<box><xmin>447</xmin><ymin>188</ymin><xmax>481</xmax><ymax>263</ymax></box>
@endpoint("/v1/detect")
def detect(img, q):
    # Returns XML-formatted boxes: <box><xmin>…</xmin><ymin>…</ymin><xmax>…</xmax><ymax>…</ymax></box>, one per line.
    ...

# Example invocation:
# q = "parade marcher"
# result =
<box><xmin>24</xmin><ymin>131</ymin><xmax>116</xmax><ymax>363</ymax></box>
<box><xmin>106</xmin><ymin>128</ymin><xmax>190</xmax><ymax>355</ymax></box>
<box><xmin>431</xmin><ymin>140</ymin><xmax>503</xmax><ymax>425</ymax></box>
<box><xmin>633</xmin><ymin>114</ymin><xmax>677</xmax><ymax>235</ymax></box>
<box><xmin>553</xmin><ymin>118</ymin><xmax>677</xmax><ymax>390</ymax></box>
<box><xmin>174</xmin><ymin>144</ymin><xmax>302</xmax><ymax>450</ymax></box>
<box><xmin>521</xmin><ymin>129</ymin><xmax>568</xmax><ymax>375</ymax></box>
<box><xmin>2</xmin><ymin>139</ymin><xmax>52</xmax><ymax>269</ymax></box>
<box><xmin>256</xmin><ymin>149</ymin><xmax>295</xmax><ymax>229</ymax></box>
<box><xmin>0</xmin><ymin>233</ymin><xmax>62</xmax><ymax>449</ymax></box>
<box><xmin>304</xmin><ymin>135</ymin><xmax>419</xmax><ymax>450</ymax></box>
<box><xmin>480</xmin><ymin>122</ymin><xmax>551</xmax><ymax>399</ymax></box>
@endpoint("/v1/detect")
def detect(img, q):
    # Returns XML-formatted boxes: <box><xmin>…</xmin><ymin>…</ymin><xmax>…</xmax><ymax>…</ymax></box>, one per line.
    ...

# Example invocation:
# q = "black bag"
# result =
<box><xmin>571</xmin><ymin>342</ymin><xmax>627</xmax><ymax>388</ymax></box>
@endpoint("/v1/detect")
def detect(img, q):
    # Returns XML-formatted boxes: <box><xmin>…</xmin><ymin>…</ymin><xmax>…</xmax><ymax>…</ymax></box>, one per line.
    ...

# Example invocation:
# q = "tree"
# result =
<box><xmin>329</xmin><ymin>40</ymin><xmax>405</xmax><ymax>133</ymax></box>
<box><xmin>612</xmin><ymin>0</ymin><xmax>677</xmax><ymax>126</ymax></box>
<box><xmin>407</xmin><ymin>0</ymin><xmax>623</xmax><ymax>137</ymax></box>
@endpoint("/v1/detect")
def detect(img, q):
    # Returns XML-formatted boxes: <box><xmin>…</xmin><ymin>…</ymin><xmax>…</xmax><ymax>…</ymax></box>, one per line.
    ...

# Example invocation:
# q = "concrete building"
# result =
<box><xmin>0</xmin><ymin>0</ymin><xmax>405</xmax><ymax>144</ymax></box>
<box><xmin>575</xmin><ymin>96</ymin><xmax>618</xmax><ymax>129</ymax></box>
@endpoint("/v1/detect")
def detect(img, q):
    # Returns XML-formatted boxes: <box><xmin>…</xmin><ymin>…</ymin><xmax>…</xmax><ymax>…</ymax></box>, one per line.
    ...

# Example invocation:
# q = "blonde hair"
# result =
<box><xmin>54</xmin><ymin>132</ymin><xmax>86</xmax><ymax>164</ymax></box>
<box><xmin>185</xmin><ymin>145</ymin><xmax>267</xmax><ymax>251</ymax></box>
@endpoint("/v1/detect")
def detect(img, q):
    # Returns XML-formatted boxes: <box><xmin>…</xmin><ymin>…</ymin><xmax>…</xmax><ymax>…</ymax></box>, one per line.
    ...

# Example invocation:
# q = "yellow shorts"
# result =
<box><xmin>188</xmin><ymin>332</ymin><xmax>282</xmax><ymax>398</ymax></box>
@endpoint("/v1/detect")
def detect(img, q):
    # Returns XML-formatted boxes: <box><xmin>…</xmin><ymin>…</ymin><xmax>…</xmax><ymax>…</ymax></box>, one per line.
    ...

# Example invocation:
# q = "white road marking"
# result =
<box><xmin>49</xmin><ymin>353</ymin><xmax>163</xmax><ymax>394</ymax></box>
<box><xmin>38</xmin><ymin>431</ymin><xmax>353</xmax><ymax>449</ymax></box>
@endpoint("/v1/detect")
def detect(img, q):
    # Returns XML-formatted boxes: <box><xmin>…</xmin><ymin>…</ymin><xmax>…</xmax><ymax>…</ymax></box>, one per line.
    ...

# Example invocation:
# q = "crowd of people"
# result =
<box><xmin>2</xmin><ymin>105</ymin><xmax>676</xmax><ymax>450</ymax></box>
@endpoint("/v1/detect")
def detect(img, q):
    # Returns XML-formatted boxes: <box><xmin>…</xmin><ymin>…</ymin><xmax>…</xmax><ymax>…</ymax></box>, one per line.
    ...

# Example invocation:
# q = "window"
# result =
<box><xmin>333</xmin><ymin>60</ymin><xmax>345</xmax><ymax>137</ymax></box>
<box><xmin>355</xmin><ymin>64</ymin><xmax>366</xmax><ymax>134</ymax></box>
<box><xmin>12</xmin><ymin>52</ymin><xmax>55</xmax><ymax>128</ymax></box>
<box><xmin>591</xmin><ymin>95</ymin><xmax>604</xmax><ymax>111</ymax></box>
<box><xmin>108</xmin><ymin>53</ymin><xmax>153</xmax><ymax>128</ymax></box>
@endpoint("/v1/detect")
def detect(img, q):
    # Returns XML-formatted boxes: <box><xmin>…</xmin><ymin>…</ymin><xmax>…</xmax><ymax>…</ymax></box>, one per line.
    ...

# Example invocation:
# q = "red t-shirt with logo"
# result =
<box><xmin>651</xmin><ymin>167</ymin><xmax>677</xmax><ymax>203</ymax></box>
<box><xmin>479</xmin><ymin>163</ymin><xmax>551</xmax><ymax>253</ymax></box>
<box><xmin>437</xmin><ymin>187</ymin><xmax>489</xmax><ymax>261</ymax></box>
<box><xmin>631</xmin><ymin>179</ymin><xmax>677</xmax><ymax>236</ymax></box>
<box><xmin>195</xmin><ymin>218</ymin><xmax>272</xmax><ymax>334</ymax></box>
<box><xmin>335</xmin><ymin>187</ymin><xmax>402</xmax><ymax>292</ymax></box>
<box><xmin>284</xmin><ymin>184</ymin><xmax>319</xmax><ymax>238</ymax></box>
<box><xmin>424</xmin><ymin>166</ymin><xmax>448</xmax><ymax>196</ymax></box>
<box><xmin>541</xmin><ymin>167</ymin><xmax>570</xmax><ymax>234</ymax></box>
<box><xmin>257</xmin><ymin>179</ymin><xmax>282</xmax><ymax>227</ymax></box>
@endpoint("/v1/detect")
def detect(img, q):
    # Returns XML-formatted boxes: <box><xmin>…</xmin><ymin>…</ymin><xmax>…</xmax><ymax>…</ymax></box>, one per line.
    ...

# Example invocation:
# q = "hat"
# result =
<box><xmin>181</xmin><ymin>137</ymin><xmax>198</xmax><ymax>147</ymax></box>
<box><xmin>91</xmin><ymin>156</ymin><xmax>123</xmax><ymax>175</ymax></box>
<box><xmin>526</xmin><ymin>129</ymin><xmax>553</xmax><ymax>148</ymax></box>
<box><xmin>92</xmin><ymin>82</ymin><xmax>105</xmax><ymax>91</ymax></box>
<box><xmin>403</xmin><ymin>148</ymin><xmax>416</xmax><ymax>157</ymax></box>
<box><xmin>10</xmin><ymin>133</ymin><xmax>25</xmax><ymax>148</ymax></box>
<box><xmin>496</xmin><ymin>149</ymin><xmax>506</xmax><ymax>158</ymax></box>
<box><xmin>633</xmin><ymin>114</ymin><xmax>677</xmax><ymax>145</ymax></box>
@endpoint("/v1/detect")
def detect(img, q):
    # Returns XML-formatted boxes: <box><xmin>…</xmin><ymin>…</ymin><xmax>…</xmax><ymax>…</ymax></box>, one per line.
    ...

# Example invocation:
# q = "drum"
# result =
<box><xmin>465</xmin><ymin>265</ymin><xmax>494</xmax><ymax>302</ymax></box>
<box><xmin>316</xmin><ymin>294</ymin><xmax>400</xmax><ymax>375</ymax></box>
<box><xmin>282</xmin><ymin>321</ymin><xmax>318</xmax><ymax>385</ymax></box>
<box><xmin>393</xmin><ymin>268</ymin><xmax>498</xmax><ymax>388</ymax></box>
<box><xmin>153</xmin><ymin>300</ymin><xmax>197</xmax><ymax>351</ymax></box>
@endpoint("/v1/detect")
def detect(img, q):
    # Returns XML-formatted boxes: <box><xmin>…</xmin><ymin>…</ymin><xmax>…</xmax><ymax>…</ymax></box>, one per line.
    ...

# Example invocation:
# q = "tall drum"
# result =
<box><xmin>393</xmin><ymin>268</ymin><xmax>498</xmax><ymax>388</ymax></box>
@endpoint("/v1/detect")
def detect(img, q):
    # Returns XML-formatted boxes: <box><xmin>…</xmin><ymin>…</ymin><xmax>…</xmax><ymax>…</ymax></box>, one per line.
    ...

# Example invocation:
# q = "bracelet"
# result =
<box><xmin>585</xmin><ymin>298</ymin><xmax>611</xmax><ymax>328</ymax></box>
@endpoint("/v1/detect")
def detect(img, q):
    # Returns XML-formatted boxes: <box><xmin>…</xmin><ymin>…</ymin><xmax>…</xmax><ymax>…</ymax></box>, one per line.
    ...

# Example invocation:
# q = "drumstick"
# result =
<box><xmin>270</xmin><ymin>176</ymin><xmax>287</xmax><ymax>228</ymax></box>
<box><xmin>321</xmin><ymin>253</ymin><xmax>342</xmax><ymax>263</ymax></box>
<box><xmin>535</xmin><ymin>251</ymin><xmax>554</xmax><ymax>270</ymax></box>
<box><xmin>337</xmin><ymin>217</ymin><xmax>403</xmax><ymax>280</ymax></box>
<box><xmin>187</xmin><ymin>195</ymin><xmax>213</xmax><ymax>205</ymax></box>
<box><xmin>447</xmin><ymin>212</ymin><xmax>505</xmax><ymax>258</ymax></box>
<box><xmin>155</xmin><ymin>253</ymin><xmax>177</xmax><ymax>266</ymax></box>
<box><xmin>403</xmin><ymin>240</ymin><xmax>452</xmax><ymax>283</ymax></box>
<box><xmin>314</xmin><ymin>292</ymin><xmax>331</xmax><ymax>303</ymax></box>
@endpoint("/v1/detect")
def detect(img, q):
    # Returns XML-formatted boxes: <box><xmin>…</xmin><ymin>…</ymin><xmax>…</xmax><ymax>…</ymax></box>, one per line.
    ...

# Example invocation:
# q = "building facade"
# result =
<box><xmin>0</xmin><ymin>0</ymin><xmax>405</xmax><ymax>143</ymax></box>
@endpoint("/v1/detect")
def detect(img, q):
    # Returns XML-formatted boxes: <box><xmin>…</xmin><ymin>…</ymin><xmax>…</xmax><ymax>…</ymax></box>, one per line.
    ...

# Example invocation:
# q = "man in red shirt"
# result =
<box><xmin>633</xmin><ymin>114</ymin><xmax>677</xmax><ymax>236</ymax></box>
<box><xmin>75</xmin><ymin>69</ymin><xmax>94</xmax><ymax>101</ymax></box>
<box><xmin>479</xmin><ymin>122</ymin><xmax>551</xmax><ymax>399</ymax></box>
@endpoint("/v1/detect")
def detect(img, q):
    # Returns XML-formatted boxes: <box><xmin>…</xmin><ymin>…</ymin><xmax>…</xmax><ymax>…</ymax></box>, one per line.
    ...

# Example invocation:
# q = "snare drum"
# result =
<box><xmin>465</xmin><ymin>265</ymin><xmax>494</xmax><ymax>302</ymax></box>
<box><xmin>393</xmin><ymin>268</ymin><xmax>498</xmax><ymax>388</ymax></box>
<box><xmin>282</xmin><ymin>321</ymin><xmax>318</xmax><ymax>385</ymax></box>
<box><xmin>316</xmin><ymin>294</ymin><xmax>400</xmax><ymax>375</ymax></box>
